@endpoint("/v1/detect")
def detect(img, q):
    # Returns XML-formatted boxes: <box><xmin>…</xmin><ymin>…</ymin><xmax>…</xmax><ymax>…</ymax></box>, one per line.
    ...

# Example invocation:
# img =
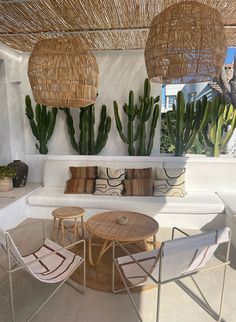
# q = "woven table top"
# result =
<box><xmin>86</xmin><ymin>211</ymin><xmax>159</xmax><ymax>242</ymax></box>
<box><xmin>52</xmin><ymin>206</ymin><xmax>85</xmax><ymax>219</ymax></box>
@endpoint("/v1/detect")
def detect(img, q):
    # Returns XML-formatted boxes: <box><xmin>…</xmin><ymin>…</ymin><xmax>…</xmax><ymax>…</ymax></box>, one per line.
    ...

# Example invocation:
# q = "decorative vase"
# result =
<box><xmin>8</xmin><ymin>160</ymin><xmax>28</xmax><ymax>187</ymax></box>
<box><xmin>0</xmin><ymin>177</ymin><xmax>13</xmax><ymax>192</ymax></box>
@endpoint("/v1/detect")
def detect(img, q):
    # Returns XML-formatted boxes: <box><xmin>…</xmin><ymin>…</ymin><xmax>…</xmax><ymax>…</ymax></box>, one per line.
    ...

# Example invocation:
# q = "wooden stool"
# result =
<box><xmin>52</xmin><ymin>206</ymin><xmax>85</xmax><ymax>245</ymax></box>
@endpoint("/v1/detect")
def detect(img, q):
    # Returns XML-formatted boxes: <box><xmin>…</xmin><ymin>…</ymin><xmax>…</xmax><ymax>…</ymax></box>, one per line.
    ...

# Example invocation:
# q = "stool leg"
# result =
<box><xmin>61</xmin><ymin>219</ymin><xmax>65</xmax><ymax>246</ymax></box>
<box><xmin>57</xmin><ymin>219</ymin><xmax>61</xmax><ymax>241</ymax></box>
<box><xmin>52</xmin><ymin>217</ymin><xmax>56</xmax><ymax>241</ymax></box>
<box><xmin>74</xmin><ymin>218</ymin><xmax>77</xmax><ymax>241</ymax></box>
<box><xmin>81</xmin><ymin>216</ymin><xmax>84</xmax><ymax>238</ymax></box>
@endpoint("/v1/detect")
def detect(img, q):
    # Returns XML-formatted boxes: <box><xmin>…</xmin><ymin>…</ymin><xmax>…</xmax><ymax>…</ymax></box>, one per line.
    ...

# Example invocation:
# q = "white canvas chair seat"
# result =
<box><xmin>0</xmin><ymin>226</ymin><xmax>86</xmax><ymax>322</ymax></box>
<box><xmin>22</xmin><ymin>239</ymin><xmax>82</xmax><ymax>284</ymax></box>
<box><xmin>117</xmin><ymin>249</ymin><xmax>160</xmax><ymax>286</ymax></box>
<box><xmin>112</xmin><ymin>227</ymin><xmax>231</xmax><ymax>322</ymax></box>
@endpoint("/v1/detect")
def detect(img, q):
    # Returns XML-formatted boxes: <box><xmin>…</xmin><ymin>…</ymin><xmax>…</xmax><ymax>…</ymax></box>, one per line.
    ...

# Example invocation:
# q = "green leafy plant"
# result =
<box><xmin>113</xmin><ymin>78</ymin><xmax>160</xmax><ymax>156</ymax></box>
<box><xmin>202</xmin><ymin>95</ymin><xmax>236</xmax><ymax>157</ymax></box>
<box><xmin>165</xmin><ymin>91</ymin><xmax>210</xmax><ymax>156</ymax></box>
<box><xmin>63</xmin><ymin>104</ymin><xmax>111</xmax><ymax>155</ymax></box>
<box><xmin>25</xmin><ymin>95</ymin><xmax>58</xmax><ymax>154</ymax></box>
<box><xmin>0</xmin><ymin>166</ymin><xmax>15</xmax><ymax>181</ymax></box>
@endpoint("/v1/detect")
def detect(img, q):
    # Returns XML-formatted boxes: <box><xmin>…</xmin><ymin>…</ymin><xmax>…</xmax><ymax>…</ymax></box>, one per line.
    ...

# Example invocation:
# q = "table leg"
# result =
<box><xmin>153</xmin><ymin>234</ymin><xmax>157</xmax><ymax>249</ymax></box>
<box><xmin>88</xmin><ymin>234</ymin><xmax>111</xmax><ymax>267</ymax></box>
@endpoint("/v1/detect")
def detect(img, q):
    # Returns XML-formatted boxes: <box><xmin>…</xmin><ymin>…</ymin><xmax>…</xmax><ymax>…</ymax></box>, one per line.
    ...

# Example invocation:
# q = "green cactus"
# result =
<box><xmin>165</xmin><ymin>91</ymin><xmax>210</xmax><ymax>156</ymax></box>
<box><xmin>113</xmin><ymin>78</ymin><xmax>160</xmax><ymax>156</ymax></box>
<box><xmin>113</xmin><ymin>90</ymin><xmax>138</xmax><ymax>155</ymax></box>
<box><xmin>25</xmin><ymin>95</ymin><xmax>58</xmax><ymax>154</ymax></box>
<box><xmin>63</xmin><ymin>104</ymin><xmax>111</xmax><ymax>155</ymax></box>
<box><xmin>202</xmin><ymin>95</ymin><xmax>236</xmax><ymax>157</ymax></box>
<box><xmin>137</xmin><ymin>78</ymin><xmax>160</xmax><ymax>156</ymax></box>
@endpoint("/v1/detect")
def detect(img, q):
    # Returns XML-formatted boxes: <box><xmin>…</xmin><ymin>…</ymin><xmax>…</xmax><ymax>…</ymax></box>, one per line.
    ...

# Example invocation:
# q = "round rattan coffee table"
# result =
<box><xmin>86</xmin><ymin>211</ymin><xmax>159</xmax><ymax>267</ymax></box>
<box><xmin>52</xmin><ymin>206</ymin><xmax>85</xmax><ymax>246</ymax></box>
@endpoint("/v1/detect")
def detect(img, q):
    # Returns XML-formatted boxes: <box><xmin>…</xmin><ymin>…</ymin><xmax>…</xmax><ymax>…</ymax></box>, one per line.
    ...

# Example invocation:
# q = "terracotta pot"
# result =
<box><xmin>8</xmin><ymin>160</ymin><xmax>28</xmax><ymax>187</ymax></box>
<box><xmin>0</xmin><ymin>177</ymin><xmax>13</xmax><ymax>192</ymax></box>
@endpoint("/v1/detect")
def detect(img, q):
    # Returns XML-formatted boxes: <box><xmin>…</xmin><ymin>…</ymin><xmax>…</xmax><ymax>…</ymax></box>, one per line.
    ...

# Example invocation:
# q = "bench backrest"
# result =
<box><xmin>42</xmin><ymin>158</ymin><xmax>236</xmax><ymax>192</ymax></box>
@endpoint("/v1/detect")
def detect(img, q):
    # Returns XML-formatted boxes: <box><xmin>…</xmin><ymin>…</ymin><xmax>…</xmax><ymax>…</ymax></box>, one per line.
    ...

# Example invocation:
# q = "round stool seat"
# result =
<box><xmin>52</xmin><ymin>206</ymin><xmax>84</xmax><ymax>219</ymax></box>
<box><xmin>52</xmin><ymin>206</ymin><xmax>85</xmax><ymax>245</ymax></box>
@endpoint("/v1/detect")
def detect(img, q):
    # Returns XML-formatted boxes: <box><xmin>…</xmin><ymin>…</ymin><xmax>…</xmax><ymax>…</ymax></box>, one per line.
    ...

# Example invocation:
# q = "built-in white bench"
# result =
<box><xmin>1</xmin><ymin>156</ymin><xmax>236</xmax><ymax>241</ymax></box>
<box><xmin>26</xmin><ymin>156</ymin><xmax>236</xmax><ymax>230</ymax></box>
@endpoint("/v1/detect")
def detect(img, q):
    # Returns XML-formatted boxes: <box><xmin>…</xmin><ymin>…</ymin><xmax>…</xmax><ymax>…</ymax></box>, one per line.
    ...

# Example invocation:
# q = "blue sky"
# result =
<box><xmin>225</xmin><ymin>47</ymin><xmax>236</xmax><ymax>64</ymax></box>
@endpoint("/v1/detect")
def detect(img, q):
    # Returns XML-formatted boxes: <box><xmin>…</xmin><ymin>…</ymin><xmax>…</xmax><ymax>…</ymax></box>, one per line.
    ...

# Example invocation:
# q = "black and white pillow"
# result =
<box><xmin>97</xmin><ymin>166</ymin><xmax>126</xmax><ymax>180</ymax></box>
<box><xmin>94</xmin><ymin>179</ymin><xmax>124</xmax><ymax>196</ymax></box>
<box><xmin>154</xmin><ymin>168</ymin><xmax>186</xmax><ymax>197</ymax></box>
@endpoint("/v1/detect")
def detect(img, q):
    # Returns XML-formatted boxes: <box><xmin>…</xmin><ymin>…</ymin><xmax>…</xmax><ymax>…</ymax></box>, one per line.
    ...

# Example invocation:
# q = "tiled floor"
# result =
<box><xmin>0</xmin><ymin>219</ymin><xmax>236</xmax><ymax>322</ymax></box>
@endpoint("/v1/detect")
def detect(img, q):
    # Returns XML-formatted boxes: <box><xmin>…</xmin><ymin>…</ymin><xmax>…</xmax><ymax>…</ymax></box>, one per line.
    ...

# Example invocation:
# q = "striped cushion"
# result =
<box><xmin>94</xmin><ymin>179</ymin><xmax>124</xmax><ymax>196</ymax></box>
<box><xmin>70</xmin><ymin>166</ymin><xmax>97</xmax><ymax>179</ymax></box>
<box><xmin>124</xmin><ymin>179</ymin><xmax>154</xmax><ymax>196</ymax></box>
<box><xmin>23</xmin><ymin>239</ymin><xmax>82</xmax><ymax>284</ymax></box>
<box><xmin>98</xmin><ymin>166</ymin><xmax>126</xmax><ymax>180</ymax></box>
<box><xmin>126</xmin><ymin>168</ymin><xmax>153</xmax><ymax>179</ymax></box>
<box><xmin>64</xmin><ymin>179</ymin><xmax>95</xmax><ymax>194</ymax></box>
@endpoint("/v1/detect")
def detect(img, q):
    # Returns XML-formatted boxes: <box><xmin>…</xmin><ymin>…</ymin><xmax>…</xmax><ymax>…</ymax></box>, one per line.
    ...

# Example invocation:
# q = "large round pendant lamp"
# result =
<box><xmin>28</xmin><ymin>37</ymin><xmax>99</xmax><ymax>108</ymax></box>
<box><xmin>145</xmin><ymin>1</ymin><xmax>227</xmax><ymax>84</ymax></box>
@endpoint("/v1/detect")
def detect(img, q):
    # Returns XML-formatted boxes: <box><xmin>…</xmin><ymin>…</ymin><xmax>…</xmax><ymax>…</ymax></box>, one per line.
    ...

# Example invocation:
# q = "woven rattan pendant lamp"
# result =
<box><xmin>145</xmin><ymin>1</ymin><xmax>227</xmax><ymax>84</ymax></box>
<box><xmin>28</xmin><ymin>37</ymin><xmax>99</xmax><ymax>108</ymax></box>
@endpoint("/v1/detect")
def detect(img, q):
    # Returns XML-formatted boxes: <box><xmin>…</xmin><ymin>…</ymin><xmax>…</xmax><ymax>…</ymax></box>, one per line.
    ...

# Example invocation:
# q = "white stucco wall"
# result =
<box><xmin>0</xmin><ymin>45</ymin><xmax>25</xmax><ymax>164</ymax></box>
<box><xmin>0</xmin><ymin>44</ymin><xmax>162</xmax><ymax>166</ymax></box>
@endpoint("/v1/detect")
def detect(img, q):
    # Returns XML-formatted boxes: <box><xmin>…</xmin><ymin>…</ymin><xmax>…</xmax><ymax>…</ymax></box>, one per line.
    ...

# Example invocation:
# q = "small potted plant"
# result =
<box><xmin>0</xmin><ymin>166</ymin><xmax>16</xmax><ymax>192</ymax></box>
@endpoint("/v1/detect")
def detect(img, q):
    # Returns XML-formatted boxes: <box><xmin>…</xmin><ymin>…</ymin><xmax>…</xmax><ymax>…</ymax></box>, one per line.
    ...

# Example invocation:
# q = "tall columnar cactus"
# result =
<box><xmin>202</xmin><ymin>95</ymin><xmax>236</xmax><ymax>157</ymax></box>
<box><xmin>25</xmin><ymin>95</ymin><xmax>58</xmax><ymax>154</ymax></box>
<box><xmin>137</xmin><ymin>78</ymin><xmax>160</xmax><ymax>156</ymax></box>
<box><xmin>166</xmin><ymin>91</ymin><xmax>210</xmax><ymax>156</ymax></box>
<box><xmin>113</xmin><ymin>90</ymin><xmax>138</xmax><ymax>155</ymax></box>
<box><xmin>113</xmin><ymin>78</ymin><xmax>160</xmax><ymax>156</ymax></box>
<box><xmin>63</xmin><ymin>104</ymin><xmax>111</xmax><ymax>155</ymax></box>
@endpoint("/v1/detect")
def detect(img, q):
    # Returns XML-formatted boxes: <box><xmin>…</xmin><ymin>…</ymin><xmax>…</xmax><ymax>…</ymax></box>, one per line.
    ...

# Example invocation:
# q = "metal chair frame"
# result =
<box><xmin>112</xmin><ymin>227</ymin><xmax>231</xmax><ymax>322</ymax></box>
<box><xmin>1</xmin><ymin>226</ymin><xmax>86</xmax><ymax>322</ymax></box>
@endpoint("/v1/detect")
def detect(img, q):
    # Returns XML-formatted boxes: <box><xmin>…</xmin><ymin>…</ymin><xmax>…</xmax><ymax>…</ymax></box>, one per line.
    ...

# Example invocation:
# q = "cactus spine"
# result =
<box><xmin>203</xmin><ymin>95</ymin><xmax>236</xmax><ymax>157</ymax></box>
<box><xmin>113</xmin><ymin>78</ymin><xmax>160</xmax><ymax>156</ymax></box>
<box><xmin>166</xmin><ymin>91</ymin><xmax>210</xmax><ymax>156</ymax></box>
<box><xmin>63</xmin><ymin>104</ymin><xmax>111</xmax><ymax>155</ymax></box>
<box><xmin>25</xmin><ymin>95</ymin><xmax>58</xmax><ymax>154</ymax></box>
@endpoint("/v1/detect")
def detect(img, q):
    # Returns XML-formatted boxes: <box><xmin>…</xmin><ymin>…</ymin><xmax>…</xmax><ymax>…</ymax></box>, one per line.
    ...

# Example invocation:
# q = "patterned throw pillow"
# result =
<box><xmin>94</xmin><ymin>179</ymin><xmax>124</xmax><ymax>196</ymax></box>
<box><xmin>70</xmin><ymin>166</ymin><xmax>97</xmax><ymax>179</ymax></box>
<box><xmin>154</xmin><ymin>168</ymin><xmax>186</xmax><ymax>197</ymax></box>
<box><xmin>155</xmin><ymin>168</ymin><xmax>185</xmax><ymax>180</ymax></box>
<box><xmin>65</xmin><ymin>179</ymin><xmax>95</xmax><ymax>194</ymax></box>
<box><xmin>126</xmin><ymin>168</ymin><xmax>153</xmax><ymax>179</ymax></box>
<box><xmin>97</xmin><ymin>166</ymin><xmax>126</xmax><ymax>180</ymax></box>
<box><xmin>124</xmin><ymin>179</ymin><xmax>154</xmax><ymax>196</ymax></box>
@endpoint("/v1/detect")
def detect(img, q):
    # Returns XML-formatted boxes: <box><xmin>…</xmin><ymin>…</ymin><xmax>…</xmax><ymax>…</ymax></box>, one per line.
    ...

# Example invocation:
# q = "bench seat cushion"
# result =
<box><xmin>27</xmin><ymin>187</ymin><xmax>224</xmax><ymax>215</ymax></box>
<box><xmin>217</xmin><ymin>193</ymin><xmax>236</xmax><ymax>218</ymax></box>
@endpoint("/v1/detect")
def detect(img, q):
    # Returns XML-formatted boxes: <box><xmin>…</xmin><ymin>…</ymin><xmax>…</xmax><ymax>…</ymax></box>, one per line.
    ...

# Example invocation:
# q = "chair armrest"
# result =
<box><xmin>113</xmin><ymin>240</ymin><xmax>159</xmax><ymax>285</ymax></box>
<box><xmin>8</xmin><ymin>239</ymin><xmax>86</xmax><ymax>274</ymax></box>
<box><xmin>171</xmin><ymin>227</ymin><xmax>189</xmax><ymax>240</ymax></box>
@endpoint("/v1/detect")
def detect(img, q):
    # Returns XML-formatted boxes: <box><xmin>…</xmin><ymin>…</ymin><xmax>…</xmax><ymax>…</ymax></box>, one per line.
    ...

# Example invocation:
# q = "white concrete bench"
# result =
<box><xmin>26</xmin><ymin>157</ymin><xmax>232</xmax><ymax>229</ymax></box>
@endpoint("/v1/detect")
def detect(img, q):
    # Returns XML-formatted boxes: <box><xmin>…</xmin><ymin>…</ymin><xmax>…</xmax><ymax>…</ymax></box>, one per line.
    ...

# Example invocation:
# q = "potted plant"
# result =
<box><xmin>0</xmin><ymin>166</ymin><xmax>16</xmax><ymax>192</ymax></box>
